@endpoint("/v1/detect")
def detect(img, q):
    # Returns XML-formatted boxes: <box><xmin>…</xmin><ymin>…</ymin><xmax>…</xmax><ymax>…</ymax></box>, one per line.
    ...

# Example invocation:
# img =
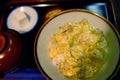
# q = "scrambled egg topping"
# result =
<box><xmin>48</xmin><ymin>19</ymin><xmax>108</xmax><ymax>80</ymax></box>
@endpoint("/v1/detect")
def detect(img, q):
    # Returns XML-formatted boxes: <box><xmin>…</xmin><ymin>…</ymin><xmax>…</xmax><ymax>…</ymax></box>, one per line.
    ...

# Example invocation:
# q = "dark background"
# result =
<box><xmin>0</xmin><ymin>0</ymin><xmax>120</xmax><ymax>32</ymax></box>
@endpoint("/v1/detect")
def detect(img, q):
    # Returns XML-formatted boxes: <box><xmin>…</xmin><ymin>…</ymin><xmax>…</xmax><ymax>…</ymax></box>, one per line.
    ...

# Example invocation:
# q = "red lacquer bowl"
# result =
<box><xmin>0</xmin><ymin>30</ymin><xmax>22</xmax><ymax>73</ymax></box>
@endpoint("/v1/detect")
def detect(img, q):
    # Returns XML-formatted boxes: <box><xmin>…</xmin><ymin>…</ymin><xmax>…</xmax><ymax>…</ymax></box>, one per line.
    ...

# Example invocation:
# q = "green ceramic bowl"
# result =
<box><xmin>34</xmin><ymin>9</ymin><xmax>120</xmax><ymax>80</ymax></box>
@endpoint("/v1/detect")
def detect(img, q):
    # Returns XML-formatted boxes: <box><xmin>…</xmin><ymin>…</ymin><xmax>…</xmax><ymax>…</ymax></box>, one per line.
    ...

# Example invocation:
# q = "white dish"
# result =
<box><xmin>7</xmin><ymin>6</ymin><xmax>38</xmax><ymax>34</ymax></box>
<box><xmin>34</xmin><ymin>9</ymin><xmax>119</xmax><ymax>80</ymax></box>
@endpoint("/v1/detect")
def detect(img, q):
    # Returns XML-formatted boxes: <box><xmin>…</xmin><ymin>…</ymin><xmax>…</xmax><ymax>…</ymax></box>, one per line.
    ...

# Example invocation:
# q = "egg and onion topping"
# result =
<box><xmin>48</xmin><ymin>19</ymin><xmax>108</xmax><ymax>80</ymax></box>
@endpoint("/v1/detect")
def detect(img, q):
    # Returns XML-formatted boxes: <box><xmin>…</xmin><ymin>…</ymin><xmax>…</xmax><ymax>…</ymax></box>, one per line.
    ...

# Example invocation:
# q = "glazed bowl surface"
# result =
<box><xmin>34</xmin><ymin>9</ymin><xmax>120</xmax><ymax>80</ymax></box>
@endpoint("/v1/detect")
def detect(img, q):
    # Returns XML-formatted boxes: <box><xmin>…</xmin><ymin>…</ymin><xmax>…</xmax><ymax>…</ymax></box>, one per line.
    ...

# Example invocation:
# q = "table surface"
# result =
<box><xmin>111</xmin><ymin>0</ymin><xmax>120</xmax><ymax>33</ymax></box>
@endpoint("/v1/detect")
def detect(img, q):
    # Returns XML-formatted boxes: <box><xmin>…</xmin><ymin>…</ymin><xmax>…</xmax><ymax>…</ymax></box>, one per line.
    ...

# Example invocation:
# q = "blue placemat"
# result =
<box><xmin>3</xmin><ymin>68</ymin><xmax>46</xmax><ymax>80</ymax></box>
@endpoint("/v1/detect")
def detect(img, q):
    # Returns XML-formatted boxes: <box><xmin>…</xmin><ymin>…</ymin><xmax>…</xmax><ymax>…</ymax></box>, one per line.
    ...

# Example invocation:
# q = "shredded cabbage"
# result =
<box><xmin>48</xmin><ymin>19</ymin><xmax>108</xmax><ymax>80</ymax></box>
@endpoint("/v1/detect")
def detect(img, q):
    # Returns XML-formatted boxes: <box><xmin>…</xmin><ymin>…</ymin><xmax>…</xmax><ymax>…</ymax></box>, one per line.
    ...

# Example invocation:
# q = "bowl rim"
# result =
<box><xmin>34</xmin><ymin>9</ymin><xmax>120</xmax><ymax>80</ymax></box>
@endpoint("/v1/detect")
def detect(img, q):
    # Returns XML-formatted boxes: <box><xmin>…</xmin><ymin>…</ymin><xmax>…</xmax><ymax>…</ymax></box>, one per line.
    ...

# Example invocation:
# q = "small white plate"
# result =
<box><xmin>7</xmin><ymin>6</ymin><xmax>38</xmax><ymax>34</ymax></box>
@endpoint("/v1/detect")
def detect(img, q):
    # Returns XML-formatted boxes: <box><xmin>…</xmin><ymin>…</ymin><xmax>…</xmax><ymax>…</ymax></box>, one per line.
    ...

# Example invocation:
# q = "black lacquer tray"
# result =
<box><xmin>0</xmin><ymin>0</ymin><xmax>119</xmax><ymax>79</ymax></box>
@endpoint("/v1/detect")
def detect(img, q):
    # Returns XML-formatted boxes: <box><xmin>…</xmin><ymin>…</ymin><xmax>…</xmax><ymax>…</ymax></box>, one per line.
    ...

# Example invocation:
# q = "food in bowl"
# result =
<box><xmin>48</xmin><ymin>19</ymin><xmax>108</xmax><ymax>80</ymax></box>
<box><xmin>44</xmin><ymin>7</ymin><xmax>64</xmax><ymax>21</ymax></box>
<box><xmin>7</xmin><ymin>6</ymin><xmax>38</xmax><ymax>34</ymax></box>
